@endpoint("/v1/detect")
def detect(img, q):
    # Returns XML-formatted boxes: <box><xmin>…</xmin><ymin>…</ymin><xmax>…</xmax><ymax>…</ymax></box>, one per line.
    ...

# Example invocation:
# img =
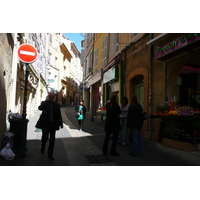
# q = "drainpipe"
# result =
<box><xmin>149</xmin><ymin>33</ymin><xmax>153</xmax><ymax>141</ymax></box>
<box><xmin>124</xmin><ymin>50</ymin><xmax>127</xmax><ymax>97</ymax></box>
<box><xmin>164</xmin><ymin>61</ymin><xmax>166</xmax><ymax>102</ymax></box>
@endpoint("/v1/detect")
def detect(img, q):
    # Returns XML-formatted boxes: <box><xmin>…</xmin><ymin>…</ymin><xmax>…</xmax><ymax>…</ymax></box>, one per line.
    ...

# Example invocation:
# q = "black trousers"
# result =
<box><xmin>41</xmin><ymin>123</ymin><xmax>56</xmax><ymax>156</ymax></box>
<box><xmin>78</xmin><ymin>119</ymin><xmax>84</xmax><ymax>130</ymax></box>
<box><xmin>103</xmin><ymin>131</ymin><xmax>119</xmax><ymax>154</ymax></box>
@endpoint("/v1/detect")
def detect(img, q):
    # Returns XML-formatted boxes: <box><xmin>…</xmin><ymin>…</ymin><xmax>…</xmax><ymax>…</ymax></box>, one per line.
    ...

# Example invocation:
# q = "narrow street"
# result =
<box><xmin>64</xmin><ymin>106</ymin><xmax>198</xmax><ymax>166</ymax></box>
<box><xmin>1</xmin><ymin>105</ymin><xmax>198</xmax><ymax>166</ymax></box>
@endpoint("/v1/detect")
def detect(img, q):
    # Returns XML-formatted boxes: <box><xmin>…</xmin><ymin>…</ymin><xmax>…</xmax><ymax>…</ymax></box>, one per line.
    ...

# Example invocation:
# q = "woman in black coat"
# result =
<box><xmin>103</xmin><ymin>95</ymin><xmax>122</xmax><ymax>156</ymax></box>
<box><xmin>127</xmin><ymin>94</ymin><xmax>144</xmax><ymax>156</ymax></box>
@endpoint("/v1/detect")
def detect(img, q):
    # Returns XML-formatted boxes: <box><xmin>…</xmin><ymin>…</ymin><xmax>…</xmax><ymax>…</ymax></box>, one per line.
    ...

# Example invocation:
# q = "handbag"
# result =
<box><xmin>142</xmin><ymin>110</ymin><xmax>149</xmax><ymax>120</ymax></box>
<box><xmin>75</xmin><ymin>112</ymin><xmax>80</xmax><ymax>118</ymax></box>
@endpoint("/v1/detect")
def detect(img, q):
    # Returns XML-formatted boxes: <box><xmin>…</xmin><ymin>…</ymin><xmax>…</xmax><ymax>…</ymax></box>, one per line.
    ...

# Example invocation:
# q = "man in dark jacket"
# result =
<box><xmin>35</xmin><ymin>91</ymin><xmax>63</xmax><ymax>160</ymax></box>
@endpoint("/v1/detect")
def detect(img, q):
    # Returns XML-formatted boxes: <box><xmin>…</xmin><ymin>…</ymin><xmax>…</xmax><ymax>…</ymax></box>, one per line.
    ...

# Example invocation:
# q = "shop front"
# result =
<box><xmin>95</xmin><ymin>65</ymin><xmax>120</xmax><ymax>123</ymax></box>
<box><xmin>150</xmin><ymin>33</ymin><xmax>200</xmax><ymax>151</ymax></box>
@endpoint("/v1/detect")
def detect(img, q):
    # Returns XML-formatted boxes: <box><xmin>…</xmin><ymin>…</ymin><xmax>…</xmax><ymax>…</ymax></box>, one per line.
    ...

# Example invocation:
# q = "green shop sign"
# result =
<box><xmin>156</xmin><ymin>33</ymin><xmax>200</xmax><ymax>59</ymax></box>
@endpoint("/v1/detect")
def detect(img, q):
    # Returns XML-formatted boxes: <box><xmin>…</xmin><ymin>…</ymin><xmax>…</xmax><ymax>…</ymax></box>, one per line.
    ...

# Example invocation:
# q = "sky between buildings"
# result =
<box><xmin>63</xmin><ymin>33</ymin><xmax>84</xmax><ymax>53</ymax></box>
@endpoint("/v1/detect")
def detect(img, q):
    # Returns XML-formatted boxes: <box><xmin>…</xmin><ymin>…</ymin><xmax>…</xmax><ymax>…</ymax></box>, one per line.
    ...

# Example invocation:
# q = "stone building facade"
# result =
<box><xmin>0</xmin><ymin>33</ymin><xmax>14</xmax><ymax>145</ymax></box>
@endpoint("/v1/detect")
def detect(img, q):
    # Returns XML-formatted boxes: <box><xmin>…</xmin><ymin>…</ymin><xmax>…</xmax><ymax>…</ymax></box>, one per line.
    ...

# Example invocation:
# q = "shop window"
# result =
<box><xmin>189</xmin><ymin>73</ymin><xmax>198</xmax><ymax>89</ymax></box>
<box><xmin>179</xmin><ymin>73</ymin><xmax>198</xmax><ymax>106</ymax></box>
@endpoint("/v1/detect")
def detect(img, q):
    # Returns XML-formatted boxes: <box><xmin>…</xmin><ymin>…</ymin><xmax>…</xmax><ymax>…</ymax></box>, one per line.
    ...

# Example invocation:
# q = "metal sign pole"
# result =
<box><xmin>20</xmin><ymin>63</ymin><xmax>29</xmax><ymax>158</ymax></box>
<box><xmin>22</xmin><ymin>63</ymin><xmax>29</xmax><ymax>120</ymax></box>
<box><xmin>16</xmin><ymin>43</ymin><xmax>38</xmax><ymax>158</ymax></box>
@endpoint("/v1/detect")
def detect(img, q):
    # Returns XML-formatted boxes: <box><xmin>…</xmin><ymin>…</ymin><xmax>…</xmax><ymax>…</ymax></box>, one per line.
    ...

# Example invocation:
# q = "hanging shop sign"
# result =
<box><xmin>156</xmin><ymin>33</ymin><xmax>200</xmax><ymax>59</ymax></box>
<box><xmin>80</xmin><ymin>82</ymin><xmax>89</xmax><ymax>90</ymax></box>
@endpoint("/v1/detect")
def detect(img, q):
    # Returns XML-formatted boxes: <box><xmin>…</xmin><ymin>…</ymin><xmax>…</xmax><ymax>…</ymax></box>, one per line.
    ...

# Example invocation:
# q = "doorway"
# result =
<box><xmin>131</xmin><ymin>75</ymin><xmax>144</xmax><ymax>107</ymax></box>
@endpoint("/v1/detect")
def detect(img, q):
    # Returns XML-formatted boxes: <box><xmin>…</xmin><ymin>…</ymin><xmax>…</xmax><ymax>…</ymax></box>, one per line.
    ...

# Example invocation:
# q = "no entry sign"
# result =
<box><xmin>18</xmin><ymin>44</ymin><xmax>38</xmax><ymax>63</ymax></box>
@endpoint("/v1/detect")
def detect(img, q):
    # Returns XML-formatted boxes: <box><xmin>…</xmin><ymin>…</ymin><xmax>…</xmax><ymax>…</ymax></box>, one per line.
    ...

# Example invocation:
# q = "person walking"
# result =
<box><xmin>127</xmin><ymin>94</ymin><xmax>144</xmax><ymax>157</ymax></box>
<box><xmin>35</xmin><ymin>91</ymin><xmax>63</xmax><ymax>160</ymax></box>
<box><xmin>103</xmin><ymin>95</ymin><xmax>122</xmax><ymax>156</ymax></box>
<box><xmin>75</xmin><ymin>100</ymin><xmax>86</xmax><ymax>131</ymax></box>
<box><xmin>117</xmin><ymin>97</ymin><xmax>130</xmax><ymax>146</ymax></box>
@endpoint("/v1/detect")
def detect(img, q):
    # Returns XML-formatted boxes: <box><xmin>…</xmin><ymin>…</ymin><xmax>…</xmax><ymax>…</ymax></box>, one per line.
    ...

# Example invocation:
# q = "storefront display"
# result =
<box><xmin>151</xmin><ymin>93</ymin><xmax>200</xmax><ymax>150</ymax></box>
<box><xmin>149</xmin><ymin>33</ymin><xmax>200</xmax><ymax>150</ymax></box>
<box><xmin>96</xmin><ymin>107</ymin><xmax>106</xmax><ymax>124</ymax></box>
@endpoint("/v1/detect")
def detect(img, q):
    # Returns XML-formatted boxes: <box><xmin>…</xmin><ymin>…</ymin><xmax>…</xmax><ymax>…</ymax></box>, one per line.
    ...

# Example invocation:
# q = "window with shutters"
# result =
<box><xmin>102</xmin><ymin>35</ymin><xmax>108</xmax><ymax>68</ymax></box>
<box><xmin>49</xmin><ymin>52</ymin><xmax>52</xmax><ymax>65</ymax></box>
<box><xmin>131</xmin><ymin>33</ymin><xmax>138</xmax><ymax>38</ymax></box>
<box><xmin>116</xmin><ymin>33</ymin><xmax>119</xmax><ymax>52</ymax></box>
<box><xmin>88</xmin><ymin>51</ymin><xmax>93</xmax><ymax>73</ymax></box>
<box><xmin>49</xmin><ymin>34</ymin><xmax>52</xmax><ymax>45</ymax></box>
<box><xmin>94</xmin><ymin>48</ymin><xmax>98</xmax><ymax>73</ymax></box>
<box><xmin>55</xmin><ymin>40</ymin><xmax>59</xmax><ymax>51</ymax></box>
<box><xmin>55</xmin><ymin>57</ymin><xmax>58</xmax><ymax>68</ymax></box>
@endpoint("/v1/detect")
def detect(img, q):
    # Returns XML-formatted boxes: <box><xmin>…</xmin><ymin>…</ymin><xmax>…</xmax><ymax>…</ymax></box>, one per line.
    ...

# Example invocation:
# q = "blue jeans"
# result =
<box><xmin>130</xmin><ymin>128</ymin><xmax>142</xmax><ymax>155</ymax></box>
<box><xmin>118</xmin><ymin>118</ymin><xmax>128</xmax><ymax>143</ymax></box>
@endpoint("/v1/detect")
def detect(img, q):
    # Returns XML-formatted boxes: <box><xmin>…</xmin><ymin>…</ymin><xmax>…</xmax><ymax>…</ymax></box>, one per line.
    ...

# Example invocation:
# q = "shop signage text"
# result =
<box><xmin>156</xmin><ymin>33</ymin><xmax>200</xmax><ymax>59</ymax></box>
<box><xmin>48</xmin><ymin>79</ymin><xmax>54</xmax><ymax>83</ymax></box>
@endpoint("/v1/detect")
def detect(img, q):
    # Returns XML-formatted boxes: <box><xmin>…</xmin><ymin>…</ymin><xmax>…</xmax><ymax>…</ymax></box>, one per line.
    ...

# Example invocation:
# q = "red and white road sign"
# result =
<box><xmin>17</xmin><ymin>44</ymin><xmax>38</xmax><ymax>63</ymax></box>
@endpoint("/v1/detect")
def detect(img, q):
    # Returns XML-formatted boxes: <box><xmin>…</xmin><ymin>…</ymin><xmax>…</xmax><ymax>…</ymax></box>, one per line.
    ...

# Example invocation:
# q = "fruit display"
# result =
<box><xmin>96</xmin><ymin>107</ymin><xmax>106</xmax><ymax>112</ymax></box>
<box><xmin>96</xmin><ymin>107</ymin><xmax>106</xmax><ymax>115</ymax></box>
<box><xmin>168</xmin><ymin>110</ymin><xmax>179</xmax><ymax>115</ymax></box>
<box><xmin>154</xmin><ymin>102</ymin><xmax>200</xmax><ymax>116</ymax></box>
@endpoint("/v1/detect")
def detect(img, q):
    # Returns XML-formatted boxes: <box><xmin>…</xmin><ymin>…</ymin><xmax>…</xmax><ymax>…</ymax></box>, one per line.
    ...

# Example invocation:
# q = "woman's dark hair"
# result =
<box><xmin>130</xmin><ymin>94</ymin><xmax>138</xmax><ymax>106</ymax></box>
<box><xmin>121</xmin><ymin>97</ymin><xmax>128</xmax><ymax>105</ymax></box>
<box><xmin>110</xmin><ymin>95</ymin><xmax>118</xmax><ymax>107</ymax></box>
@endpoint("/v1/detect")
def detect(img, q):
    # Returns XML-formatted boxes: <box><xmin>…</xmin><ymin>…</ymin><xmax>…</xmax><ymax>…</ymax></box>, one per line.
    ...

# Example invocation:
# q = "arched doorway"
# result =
<box><xmin>130</xmin><ymin>75</ymin><xmax>144</xmax><ymax>107</ymax></box>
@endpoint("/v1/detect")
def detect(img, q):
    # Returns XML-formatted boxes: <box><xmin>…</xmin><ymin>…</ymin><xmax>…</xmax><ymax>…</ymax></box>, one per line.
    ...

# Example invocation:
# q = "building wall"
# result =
<box><xmin>59</xmin><ymin>36</ymin><xmax>72</xmax><ymax>106</ymax></box>
<box><xmin>125</xmin><ymin>34</ymin><xmax>150</xmax><ymax>134</ymax></box>
<box><xmin>0</xmin><ymin>33</ymin><xmax>14</xmax><ymax>145</ymax></box>
<box><xmin>47</xmin><ymin>33</ymin><xmax>60</xmax><ymax>98</ymax></box>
